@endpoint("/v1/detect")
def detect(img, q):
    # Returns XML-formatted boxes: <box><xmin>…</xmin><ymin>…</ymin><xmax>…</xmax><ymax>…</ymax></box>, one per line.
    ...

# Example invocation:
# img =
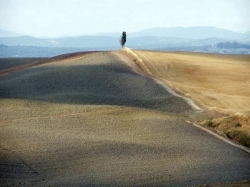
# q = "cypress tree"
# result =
<box><xmin>120</xmin><ymin>31</ymin><xmax>126</xmax><ymax>47</ymax></box>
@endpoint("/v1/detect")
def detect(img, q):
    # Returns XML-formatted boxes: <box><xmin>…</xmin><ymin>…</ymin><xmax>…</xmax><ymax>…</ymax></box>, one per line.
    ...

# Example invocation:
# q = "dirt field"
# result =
<box><xmin>127</xmin><ymin>49</ymin><xmax>250</xmax><ymax>116</ymax></box>
<box><xmin>121</xmin><ymin>48</ymin><xmax>250</xmax><ymax>147</ymax></box>
<box><xmin>1</xmin><ymin>52</ymin><xmax>250</xmax><ymax>186</ymax></box>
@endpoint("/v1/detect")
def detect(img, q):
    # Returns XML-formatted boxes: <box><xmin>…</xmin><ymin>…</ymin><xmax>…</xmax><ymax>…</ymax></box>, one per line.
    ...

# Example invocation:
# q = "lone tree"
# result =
<box><xmin>120</xmin><ymin>31</ymin><xmax>126</xmax><ymax>48</ymax></box>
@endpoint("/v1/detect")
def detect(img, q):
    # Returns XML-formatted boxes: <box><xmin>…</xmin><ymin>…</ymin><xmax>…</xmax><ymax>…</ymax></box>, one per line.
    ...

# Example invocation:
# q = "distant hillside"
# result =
<box><xmin>0</xmin><ymin>36</ymin><xmax>120</xmax><ymax>49</ymax></box>
<box><xmin>216</xmin><ymin>42</ymin><xmax>250</xmax><ymax>49</ymax></box>
<box><xmin>129</xmin><ymin>26</ymin><xmax>245</xmax><ymax>39</ymax></box>
<box><xmin>244</xmin><ymin>31</ymin><xmax>250</xmax><ymax>38</ymax></box>
<box><xmin>0</xmin><ymin>45</ymin><xmax>87</xmax><ymax>57</ymax></box>
<box><xmin>0</xmin><ymin>35</ymin><xmax>239</xmax><ymax>50</ymax></box>
<box><xmin>1</xmin><ymin>26</ymin><xmax>250</xmax><ymax>56</ymax></box>
<box><xmin>1</xmin><ymin>26</ymin><xmax>249</xmax><ymax>48</ymax></box>
<box><xmin>0</xmin><ymin>36</ymin><xmax>53</xmax><ymax>47</ymax></box>
<box><xmin>0</xmin><ymin>29</ymin><xmax>23</xmax><ymax>37</ymax></box>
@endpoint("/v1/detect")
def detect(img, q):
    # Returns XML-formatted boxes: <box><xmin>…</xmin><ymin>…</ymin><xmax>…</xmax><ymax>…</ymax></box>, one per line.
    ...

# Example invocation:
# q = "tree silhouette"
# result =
<box><xmin>120</xmin><ymin>31</ymin><xmax>126</xmax><ymax>47</ymax></box>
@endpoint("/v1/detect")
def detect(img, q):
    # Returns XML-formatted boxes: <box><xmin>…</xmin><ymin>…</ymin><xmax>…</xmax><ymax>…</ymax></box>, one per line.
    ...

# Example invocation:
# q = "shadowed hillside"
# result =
<box><xmin>0</xmin><ymin>52</ymin><xmax>191</xmax><ymax>113</ymax></box>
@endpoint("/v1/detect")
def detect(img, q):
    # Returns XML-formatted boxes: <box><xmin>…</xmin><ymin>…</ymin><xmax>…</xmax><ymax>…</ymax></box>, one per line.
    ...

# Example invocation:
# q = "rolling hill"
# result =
<box><xmin>1</xmin><ymin>50</ymin><xmax>250</xmax><ymax>186</ymax></box>
<box><xmin>129</xmin><ymin>26</ymin><xmax>244</xmax><ymax>39</ymax></box>
<box><xmin>121</xmin><ymin>48</ymin><xmax>250</xmax><ymax>147</ymax></box>
<box><xmin>0</xmin><ymin>52</ymin><xmax>191</xmax><ymax>113</ymax></box>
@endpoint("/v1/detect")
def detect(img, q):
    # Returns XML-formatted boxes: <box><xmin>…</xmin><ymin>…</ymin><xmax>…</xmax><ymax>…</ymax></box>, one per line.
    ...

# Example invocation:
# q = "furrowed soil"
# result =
<box><xmin>0</xmin><ymin>51</ymin><xmax>250</xmax><ymax>187</ymax></box>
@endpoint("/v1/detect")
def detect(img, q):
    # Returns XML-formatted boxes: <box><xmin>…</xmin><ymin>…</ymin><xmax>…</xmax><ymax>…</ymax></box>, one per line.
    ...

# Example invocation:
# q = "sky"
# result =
<box><xmin>0</xmin><ymin>0</ymin><xmax>250</xmax><ymax>37</ymax></box>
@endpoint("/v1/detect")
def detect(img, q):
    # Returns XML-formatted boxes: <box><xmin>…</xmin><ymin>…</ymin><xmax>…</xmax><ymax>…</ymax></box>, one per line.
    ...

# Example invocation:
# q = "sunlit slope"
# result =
<box><xmin>131</xmin><ymin>50</ymin><xmax>250</xmax><ymax>115</ymax></box>
<box><xmin>1</xmin><ymin>100</ymin><xmax>250</xmax><ymax>187</ymax></box>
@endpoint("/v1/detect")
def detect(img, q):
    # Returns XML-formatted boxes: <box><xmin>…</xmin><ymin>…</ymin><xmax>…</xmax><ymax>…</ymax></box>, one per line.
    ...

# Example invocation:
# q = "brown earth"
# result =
<box><xmin>122</xmin><ymin>48</ymin><xmax>250</xmax><ymax>116</ymax></box>
<box><xmin>1</xmin><ymin>51</ymin><xmax>250</xmax><ymax>186</ymax></box>
<box><xmin>120</xmin><ymin>48</ymin><xmax>250</xmax><ymax>147</ymax></box>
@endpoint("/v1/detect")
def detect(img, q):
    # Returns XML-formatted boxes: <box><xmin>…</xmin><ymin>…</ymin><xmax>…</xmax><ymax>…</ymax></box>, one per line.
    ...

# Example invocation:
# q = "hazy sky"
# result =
<box><xmin>0</xmin><ymin>0</ymin><xmax>250</xmax><ymax>37</ymax></box>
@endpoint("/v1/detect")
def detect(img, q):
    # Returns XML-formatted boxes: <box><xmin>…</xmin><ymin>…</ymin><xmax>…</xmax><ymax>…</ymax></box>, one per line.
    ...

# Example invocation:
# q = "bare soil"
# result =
<box><xmin>121</xmin><ymin>48</ymin><xmax>250</xmax><ymax>148</ymax></box>
<box><xmin>1</xmin><ymin>51</ymin><xmax>250</xmax><ymax>186</ymax></box>
<box><xmin>0</xmin><ymin>58</ymin><xmax>47</xmax><ymax>71</ymax></box>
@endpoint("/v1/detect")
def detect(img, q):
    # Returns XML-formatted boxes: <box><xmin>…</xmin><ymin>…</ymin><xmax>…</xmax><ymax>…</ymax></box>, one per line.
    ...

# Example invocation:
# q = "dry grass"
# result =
<box><xmin>122</xmin><ymin>49</ymin><xmax>250</xmax><ymax>147</ymax></box>
<box><xmin>207</xmin><ymin>114</ymin><xmax>250</xmax><ymax>147</ymax></box>
<box><xmin>131</xmin><ymin>50</ymin><xmax>250</xmax><ymax>116</ymax></box>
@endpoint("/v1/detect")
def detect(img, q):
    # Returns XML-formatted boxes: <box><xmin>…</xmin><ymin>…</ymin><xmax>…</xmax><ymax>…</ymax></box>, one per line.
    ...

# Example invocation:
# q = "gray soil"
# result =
<box><xmin>0</xmin><ymin>52</ymin><xmax>191</xmax><ymax>113</ymax></box>
<box><xmin>0</xmin><ymin>58</ymin><xmax>47</xmax><ymax>71</ymax></box>
<box><xmin>0</xmin><ymin>51</ymin><xmax>250</xmax><ymax>187</ymax></box>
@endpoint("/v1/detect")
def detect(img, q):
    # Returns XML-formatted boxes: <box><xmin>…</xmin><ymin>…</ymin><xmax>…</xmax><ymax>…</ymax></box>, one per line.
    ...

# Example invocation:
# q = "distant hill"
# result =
<box><xmin>244</xmin><ymin>31</ymin><xmax>250</xmax><ymax>38</ymax></box>
<box><xmin>129</xmin><ymin>26</ymin><xmax>244</xmax><ymax>39</ymax></box>
<box><xmin>0</xmin><ymin>36</ymin><xmax>120</xmax><ymax>49</ymax></box>
<box><xmin>0</xmin><ymin>29</ymin><xmax>23</xmax><ymax>37</ymax></box>
<box><xmin>1</xmin><ymin>26</ymin><xmax>249</xmax><ymax>48</ymax></box>
<box><xmin>0</xmin><ymin>36</ymin><xmax>53</xmax><ymax>47</ymax></box>
<box><xmin>216</xmin><ymin>42</ymin><xmax>250</xmax><ymax>49</ymax></box>
<box><xmin>0</xmin><ymin>45</ymin><xmax>87</xmax><ymax>57</ymax></box>
<box><xmin>1</xmin><ymin>26</ymin><xmax>250</xmax><ymax>56</ymax></box>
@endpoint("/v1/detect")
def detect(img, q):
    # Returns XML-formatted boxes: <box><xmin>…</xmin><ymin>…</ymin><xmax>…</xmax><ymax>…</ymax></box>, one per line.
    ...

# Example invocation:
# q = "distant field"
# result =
<box><xmin>121</xmin><ymin>48</ymin><xmax>250</xmax><ymax>147</ymax></box>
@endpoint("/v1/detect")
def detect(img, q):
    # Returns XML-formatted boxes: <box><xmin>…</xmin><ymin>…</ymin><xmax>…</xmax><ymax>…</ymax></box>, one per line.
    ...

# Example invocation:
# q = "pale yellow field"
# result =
<box><xmin>120</xmin><ymin>48</ymin><xmax>250</xmax><ymax>146</ymax></box>
<box><xmin>131</xmin><ymin>50</ymin><xmax>250</xmax><ymax>116</ymax></box>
